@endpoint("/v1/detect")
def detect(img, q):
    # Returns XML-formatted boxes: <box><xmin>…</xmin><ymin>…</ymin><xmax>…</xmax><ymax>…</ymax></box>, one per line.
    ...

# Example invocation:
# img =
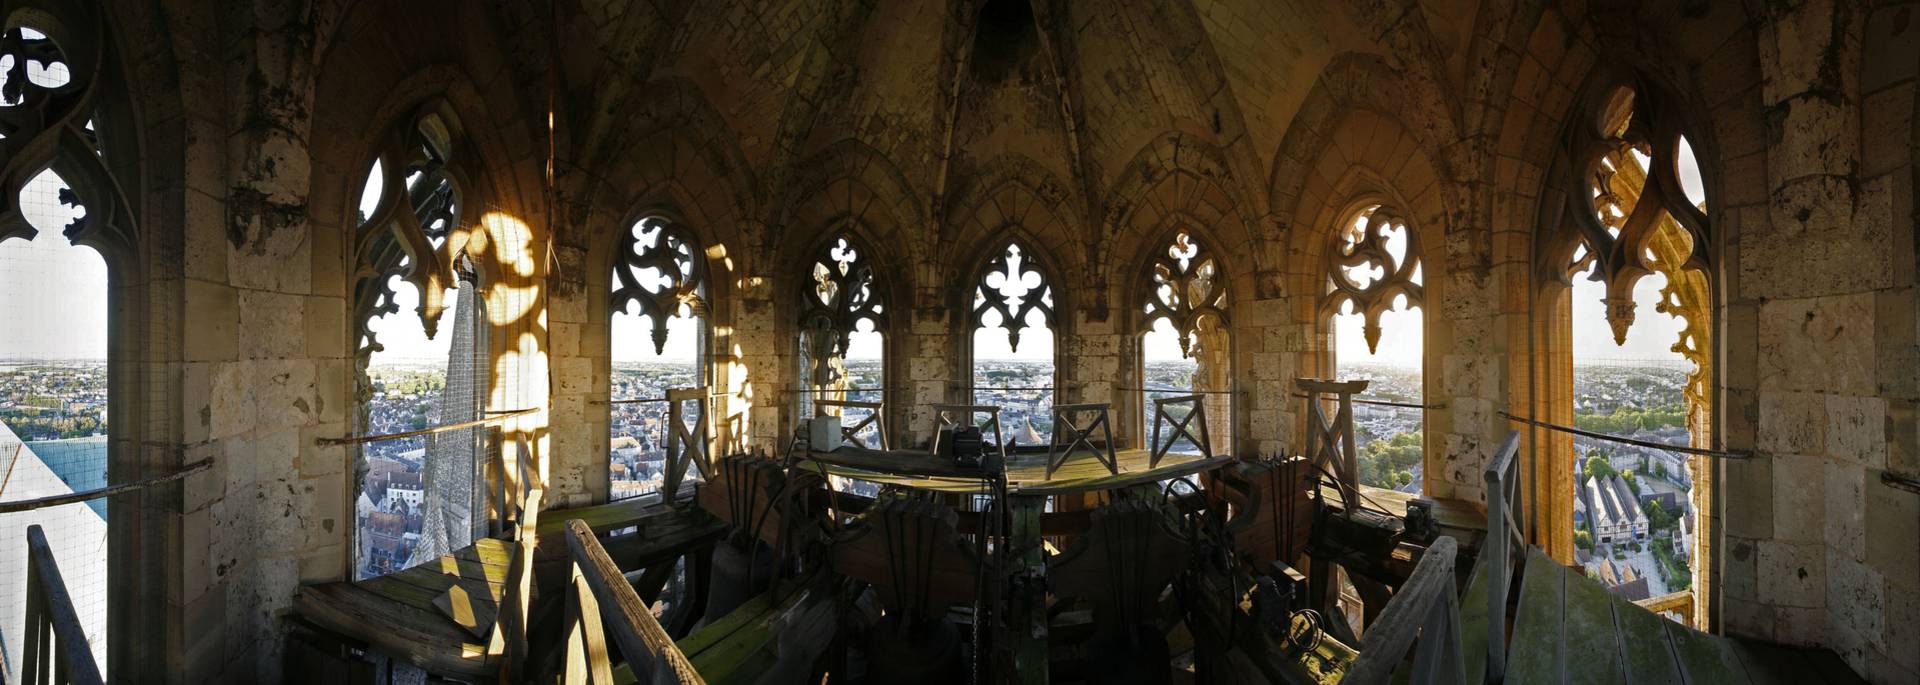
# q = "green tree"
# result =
<box><xmin>1574</xmin><ymin>530</ymin><xmax>1593</xmax><ymax>550</ymax></box>
<box><xmin>1642</xmin><ymin>499</ymin><xmax>1674</xmax><ymax>532</ymax></box>
<box><xmin>1585</xmin><ymin>454</ymin><xmax>1616</xmax><ymax>483</ymax></box>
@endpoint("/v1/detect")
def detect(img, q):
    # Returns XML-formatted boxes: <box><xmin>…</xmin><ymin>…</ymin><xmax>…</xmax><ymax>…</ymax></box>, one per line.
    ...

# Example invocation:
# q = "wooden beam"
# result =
<box><xmin>566</xmin><ymin>519</ymin><xmax>706</xmax><ymax>684</ymax></box>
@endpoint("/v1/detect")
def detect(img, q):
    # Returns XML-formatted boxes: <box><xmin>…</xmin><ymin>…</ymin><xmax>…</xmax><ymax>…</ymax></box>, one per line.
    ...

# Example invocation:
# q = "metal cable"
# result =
<box><xmin>1291</xmin><ymin>393</ymin><xmax>1439</xmax><ymax>410</ymax></box>
<box><xmin>1498</xmin><ymin>410</ymin><xmax>1749</xmax><ymax>459</ymax></box>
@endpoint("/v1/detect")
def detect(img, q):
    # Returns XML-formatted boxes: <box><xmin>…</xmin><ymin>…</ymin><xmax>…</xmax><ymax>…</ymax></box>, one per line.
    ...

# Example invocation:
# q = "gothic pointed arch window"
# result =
<box><xmin>1320</xmin><ymin>204</ymin><xmax>1427</xmax><ymax>494</ymax></box>
<box><xmin>349</xmin><ymin>108</ymin><xmax>493</xmax><ymax>580</ymax></box>
<box><xmin>796</xmin><ymin>232</ymin><xmax>887</xmax><ymax>448</ymax></box>
<box><xmin>0</xmin><ymin>6</ymin><xmax>137</xmax><ymax>677</ymax></box>
<box><xmin>1138</xmin><ymin>229</ymin><xmax>1231</xmax><ymax>453</ymax></box>
<box><xmin>969</xmin><ymin>241</ymin><xmax>1057</xmax><ymax>446</ymax></box>
<box><xmin>1539</xmin><ymin>81</ymin><xmax>1710</xmax><ymax>611</ymax></box>
<box><xmin>609</xmin><ymin>215</ymin><xmax>710</xmax><ymax>500</ymax></box>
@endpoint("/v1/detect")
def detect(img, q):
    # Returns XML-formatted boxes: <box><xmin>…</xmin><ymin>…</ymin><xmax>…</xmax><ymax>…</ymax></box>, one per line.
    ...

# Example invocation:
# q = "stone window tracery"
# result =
<box><xmin>612</xmin><ymin>216</ymin><xmax>710</xmax><ymax>355</ymax></box>
<box><xmin>1320</xmin><ymin>205</ymin><xmax>1426</xmax><ymax>494</ymax></box>
<box><xmin>969</xmin><ymin>241</ymin><xmax>1057</xmax><ymax>446</ymax></box>
<box><xmin>1320</xmin><ymin>205</ymin><xmax>1423</xmax><ymax>354</ymax></box>
<box><xmin>0</xmin><ymin>4</ymin><xmax>134</xmax><ymax>675</ymax></box>
<box><xmin>1548</xmin><ymin>85</ymin><xmax>1713</xmax><ymax>438</ymax></box>
<box><xmin>1142</xmin><ymin>230</ymin><xmax>1227</xmax><ymax>356</ymax></box>
<box><xmin>349</xmin><ymin>108</ymin><xmax>492</xmax><ymax>580</ymax></box>
<box><xmin>1536</xmin><ymin>80</ymin><xmax>1714</xmax><ymax>617</ymax></box>
<box><xmin>798</xmin><ymin>233</ymin><xmax>886</xmax><ymax>390</ymax></box>
<box><xmin>1138</xmin><ymin>230</ymin><xmax>1231</xmax><ymax>453</ymax></box>
<box><xmin>794</xmin><ymin>233</ymin><xmax>888</xmax><ymax>451</ymax></box>
<box><xmin>609</xmin><ymin>215</ymin><xmax>711</xmax><ymax>501</ymax></box>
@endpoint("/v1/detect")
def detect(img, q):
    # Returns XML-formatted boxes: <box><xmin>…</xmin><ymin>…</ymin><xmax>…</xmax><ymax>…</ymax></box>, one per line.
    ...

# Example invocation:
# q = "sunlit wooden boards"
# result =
<box><xmin>293</xmin><ymin>583</ymin><xmax>493</xmax><ymax>677</ymax></box>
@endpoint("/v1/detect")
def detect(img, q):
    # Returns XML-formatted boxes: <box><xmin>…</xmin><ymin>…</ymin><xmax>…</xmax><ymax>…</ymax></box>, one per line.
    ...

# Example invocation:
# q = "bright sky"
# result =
<box><xmin>365</xmin><ymin>277</ymin><xmax>455</xmax><ymax>364</ymax></box>
<box><xmin>1142</xmin><ymin>318</ymin><xmax>1191</xmax><ymax>361</ymax></box>
<box><xmin>610</xmin><ymin>309</ymin><xmax>702</xmax><ymax>363</ymax></box>
<box><xmin>0</xmin><ymin>171</ymin><xmax>108</xmax><ymax>360</ymax></box>
<box><xmin>1569</xmin><ymin>267</ymin><xmax>1687</xmax><ymax>362</ymax></box>
<box><xmin>973</xmin><ymin>309</ymin><xmax>1054</xmax><ymax>361</ymax></box>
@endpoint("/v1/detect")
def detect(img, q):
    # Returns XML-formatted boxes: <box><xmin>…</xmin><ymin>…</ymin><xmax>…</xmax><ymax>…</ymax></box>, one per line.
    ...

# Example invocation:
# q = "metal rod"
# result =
<box><xmin>1127</xmin><ymin>387</ymin><xmax>1237</xmax><ymax>395</ymax></box>
<box><xmin>1498</xmin><ymin>411</ymin><xmax>1749</xmax><ymax>459</ymax></box>
<box><xmin>955</xmin><ymin>386</ymin><xmax>1055</xmax><ymax>391</ymax></box>
<box><xmin>316</xmin><ymin>407</ymin><xmax>542</xmax><ymax>446</ymax></box>
<box><xmin>594</xmin><ymin>390</ymin><xmax>736</xmax><ymax>405</ymax></box>
<box><xmin>1882</xmin><ymin>471</ymin><xmax>1920</xmax><ymax>495</ymax></box>
<box><xmin>0</xmin><ymin>457</ymin><xmax>215</xmax><ymax>514</ymax></box>
<box><xmin>791</xmin><ymin>387</ymin><xmax>886</xmax><ymax>394</ymax></box>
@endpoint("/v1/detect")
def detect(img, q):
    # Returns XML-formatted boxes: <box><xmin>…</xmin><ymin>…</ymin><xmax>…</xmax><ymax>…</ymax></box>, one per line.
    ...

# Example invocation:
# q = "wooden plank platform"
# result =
<box><xmin>535</xmin><ymin>500</ymin><xmax>726</xmax><ymax>562</ymax></box>
<box><xmin>797</xmin><ymin>446</ymin><xmax>1229</xmax><ymax>495</ymax></box>
<box><xmin>1561</xmin><ymin>559</ymin><xmax>1626</xmax><ymax>684</ymax></box>
<box><xmin>1506</xmin><ymin>547</ymin><xmax>1565</xmax><ymax>683</ymax></box>
<box><xmin>1610</xmin><ymin>592</ymin><xmax>1686</xmax><ymax>684</ymax></box>
<box><xmin>535</xmin><ymin>497</ymin><xmax>673</xmax><ymax>539</ymax></box>
<box><xmin>294</xmin><ymin>580</ymin><xmax>493</xmax><ymax>677</ymax></box>
<box><xmin>1498</xmin><ymin>545</ymin><xmax>1865</xmax><ymax>685</ymax></box>
<box><xmin>293</xmin><ymin>536</ymin><xmax>517</xmax><ymax>676</ymax></box>
<box><xmin>1457</xmin><ymin>550</ymin><xmax>1493</xmax><ymax>685</ymax></box>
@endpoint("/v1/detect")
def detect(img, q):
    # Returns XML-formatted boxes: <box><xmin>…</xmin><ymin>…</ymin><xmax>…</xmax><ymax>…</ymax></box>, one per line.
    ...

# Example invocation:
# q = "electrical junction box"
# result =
<box><xmin>807</xmin><ymin>415</ymin><xmax>843</xmax><ymax>451</ymax></box>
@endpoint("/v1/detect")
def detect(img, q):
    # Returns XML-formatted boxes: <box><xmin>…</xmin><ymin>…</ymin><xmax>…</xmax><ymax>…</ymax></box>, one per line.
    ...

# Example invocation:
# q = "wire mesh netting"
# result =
<box><xmin>0</xmin><ymin>170</ymin><xmax>111</xmax><ymax>679</ymax></box>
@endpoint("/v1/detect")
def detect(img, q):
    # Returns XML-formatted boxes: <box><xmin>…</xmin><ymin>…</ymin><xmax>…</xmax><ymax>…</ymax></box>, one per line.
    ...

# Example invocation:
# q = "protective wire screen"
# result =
<box><xmin>0</xmin><ymin>170</ymin><xmax>111</xmax><ymax>679</ymax></box>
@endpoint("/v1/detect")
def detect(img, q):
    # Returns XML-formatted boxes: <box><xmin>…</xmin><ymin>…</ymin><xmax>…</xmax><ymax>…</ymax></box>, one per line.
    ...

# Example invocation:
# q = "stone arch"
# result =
<box><xmin>0</xmin><ymin>0</ymin><xmax>182</xmax><ymax>674</ymax></box>
<box><xmin>569</xmin><ymin>76</ymin><xmax>763</xmax><ymax>248</ymax></box>
<box><xmin>774</xmin><ymin>139</ymin><xmax>928</xmax><ymax>273</ymax></box>
<box><xmin>1268</xmin><ymin>53</ymin><xmax>1466</xmax><ymax>244</ymax></box>
<box><xmin>774</xmin><ymin>153</ymin><xmax>918</xmax><ymax>443</ymax></box>
<box><xmin>944</xmin><ymin>158</ymin><xmax>1087</xmax><ymax>296</ymax></box>
<box><xmin>308</xmin><ymin>4</ymin><xmax>553</xmax><ymax>573</ymax></box>
<box><xmin>1103</xmin><ymin>133</ymin><xmax>1262</xmax><ymax>311</ymax></box>
<box><xmin>1479</xmin><ymin>3</ymin><xmax>1765</xmax><ymax>632</ymax></box>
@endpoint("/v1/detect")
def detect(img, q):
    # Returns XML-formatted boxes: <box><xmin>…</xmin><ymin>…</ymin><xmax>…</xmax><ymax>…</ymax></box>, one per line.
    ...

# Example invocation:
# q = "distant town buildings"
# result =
<box><xmin>1586</xmin><ymin>474</ymin><xmax>1648</xmax><ymax>545</ymax></box>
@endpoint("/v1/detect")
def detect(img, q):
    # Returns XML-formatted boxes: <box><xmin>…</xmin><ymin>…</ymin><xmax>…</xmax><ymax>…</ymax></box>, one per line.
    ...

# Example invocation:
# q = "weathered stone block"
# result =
<box><xmin>1823</xmin><ymin>460</ymin><xmax>1866</xmax><ymax>561</ymax></box>
<box><xmin>210</xmin><ymin>363</ymin><xmax>260</xmax><ymax>441</ymax></box>
<box><xmin>1755</xmin><ymin>539</ymin><xmax>1825</xmax><ymax>609</ymax></box>
<box><xmin>1825</xmin><ymin>395</ymin><xmax>1886</xmax><ymax>469</ymax></box>
<box><xmin>1758</xmin><ymin>293</ymin><xmax>1874</xmax><ymax>394</ymax></box>
<box><xmin>1864</xmin><ymin>472</ymin><xmax>1920</xmax><ymax>587</ymax></box>
<box><xmin>1756</xmin><ymin>391</ymin><xmax>1826</xmax><ymax>455</ymax></box>
<box><xmin>1826</xmin><ymin>555</ymin><xmax>1886</xmax><ymax>656</ymax></box>
<box><xmin>185</xmin><ymin>280</ymin><xmax>240</xmax><ymax>362</ymax></box>
<box><xmin>1724</xmin><ymin>458</ymin><xmax>1776</xmax><ymax>539</ymax></box>
<box><xmin>239</xmin><ymin>290</ymin><xmax>305</xmax><ymax>360</ymax></box>
<box><xmin>1745</xmin><ymin>178</ymin><xmax>1887</xmax><ymax>299</ymax></box>
<box><xmin>254</xmin><ymin>360</ymin><xmax>318</xmax><ymax>430</ymax></box>
<box><xmin>1772</xmin><ymin>455</ymin><xmax>1827</xmax><ymax>543</ymax></box>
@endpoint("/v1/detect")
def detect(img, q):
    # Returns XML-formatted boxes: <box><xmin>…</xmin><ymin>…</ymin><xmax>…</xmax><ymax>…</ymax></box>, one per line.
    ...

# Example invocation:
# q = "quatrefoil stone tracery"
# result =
<box><xmin>1320</xmin><ymin>207</ymin><xmax>1423</xmax><ymax>354</ymax></box>
<box><xmin>799</xmin><ymin>235</ymin><xmax>885</xmax><ymax>387</ymax></box>
<box><xmin>611</xmin><ymin>217</ymin><xmax>709</xmax><ymax>355</ymax></box>
<box><xmin>1142</xmin><ymin>231</ymin><xmax>1227</xmax><ymax>357</ymax></box>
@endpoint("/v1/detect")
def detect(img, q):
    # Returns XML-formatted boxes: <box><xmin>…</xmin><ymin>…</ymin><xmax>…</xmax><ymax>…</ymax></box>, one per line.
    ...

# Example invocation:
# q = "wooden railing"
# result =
<box><xmin>1146</xmin><ymin>393</ymin><xmax>1211</xmax><ymax>467</ymax></box>
<box><xmin>1298</xmin><ymin>378</ymin><xmax>1368</xmax><ymax>513</ymax></box>
<box><xmin>812</xmin><ymin>398</ymin><xmax>888</xmax><ymax>450</ymax></box>
<box><xmin>496</xmin><ymin>430</ymin><xmax>542</xmax><ymax>677</ymax></box>
<box><xmin>20</xmin><ymin>524</ymin><xmax>105</xmax><ymax>685</ymax></box>
<box><xmin>1482</xmin><ymin>430</ymin><xmax>1524</xmax><ymax>683</ymax></box>
<box><xmin>1345</xmin><ymin>535</ymin><xmax>1466</xmax><ymax>683</ymax></box>
<box><xmin>562</xmin><ymin>519</ymin><xmax>704</xmax><ymax>684</ymax></box>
